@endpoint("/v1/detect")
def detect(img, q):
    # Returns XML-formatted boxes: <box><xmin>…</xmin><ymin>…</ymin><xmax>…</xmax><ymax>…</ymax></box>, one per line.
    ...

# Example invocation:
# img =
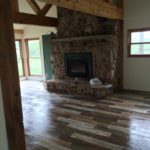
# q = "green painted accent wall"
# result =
<box><xmin>42</xmin><ymin>35</ymin><xmax>52</xmax><ymax>80</ymax></box>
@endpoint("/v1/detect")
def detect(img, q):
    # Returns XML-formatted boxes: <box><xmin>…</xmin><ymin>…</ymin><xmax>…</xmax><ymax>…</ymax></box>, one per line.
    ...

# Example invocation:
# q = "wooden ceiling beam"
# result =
<box><xmin>38</xmin><ymin>0</ymin><xmax>123</xmax><ymax>20</ymax></box>
<box><xmin>118</xmin><ymin>0</ymin><xmax>124</xmax><ymax>8</ymax></box>
<box><xmin>13</xmin><ymin>12</ymin><xmax>58</xmax><ymax>27</ymax></box>
<box><xmin>39</xmin><ymin>4</ymin><xmax>52</xmax><ymax>16</ymax></box>
<box><xmin>27</xmin><ymin>0</ymin><xmax>52</xmax><ymax>16</ymax></box>
<box><xmin>27</xmin><ymin>0</ymin><xmax>41</xmax><ymax>14</ymax></box>
<box><xmin>104</xmin><ymin>0</ymin><xmax>113</xmax><ymax>3</ymax></box>
<box><xmin>105</xmin><ymin>0</ymin><xmax>124</xmax><ymax>8</ymax></box>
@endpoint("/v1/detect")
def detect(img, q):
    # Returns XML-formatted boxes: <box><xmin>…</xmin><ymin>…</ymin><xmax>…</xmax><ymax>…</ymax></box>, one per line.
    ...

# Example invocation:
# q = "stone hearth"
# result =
<box><xmin>47</xmin><ymin>79</ymin><xmax>113</xmax><ymax>98</ymax></box>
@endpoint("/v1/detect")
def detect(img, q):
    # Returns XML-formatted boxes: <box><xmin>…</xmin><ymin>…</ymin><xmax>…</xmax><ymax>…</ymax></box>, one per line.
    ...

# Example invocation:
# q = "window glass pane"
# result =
<box><xmin>17</xmin><ymin>58</ymin><xmax>23</xmax><ymax>76</ymax></box>
<box><xmin>15</xmin><ymin>41</ymin><xmax>21</xmax><ymax>58</ymax></box>
<box><xmin>131</xmin><ymin>44</ymin><xmax>140</xmax><ymax>55</ymax></box>
<box><xmin>28</xmin><ymin>40</ymin><xmax>41</xmax><ymax>57</ymax></box>
<box><xmin>143</xmin><ymin>44</ymin><xmax>150</xmax><ymax>54</ymax></box>
<box><xmin>143</xmin><ymin>31</ymin><xmax>150</xmax><ymax>42</ymax></box>
<box><xmin>131</xmin><ymin>32</ymin><xmax>140</xmax><ymax>43</ymax></box>
<box><xmin>131</xmin><ymin>31</ymin><xmax>150</xmax><ymax>43</ymax></box>
<box><xmin>131</xmin><ymin>44</ymin><xmax>150</xmax><ymax>55</ymax></box>
<box><xmin>29</xmin><ymin>58</ymin><xmax>42</xmax><ymax>75</ymax></box>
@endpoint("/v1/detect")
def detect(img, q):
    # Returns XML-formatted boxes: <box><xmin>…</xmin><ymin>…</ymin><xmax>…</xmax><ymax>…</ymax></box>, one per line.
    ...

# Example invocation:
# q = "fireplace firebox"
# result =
<box><xmin>64</xmin><ymin>53</ymin><xmax>93</xmax><ymax>78</ymax></box>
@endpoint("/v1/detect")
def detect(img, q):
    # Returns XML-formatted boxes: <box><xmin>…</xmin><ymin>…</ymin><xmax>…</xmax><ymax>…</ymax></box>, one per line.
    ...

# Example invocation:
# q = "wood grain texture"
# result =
<box><xmin>22</xmin><ymin>81</ymin><xmax>150</xmax><ymax>150</ymax></box>
<box><xmin>26</xmin><ymin>0</ymin><xmax>52</xmax><ymax>16</ymax></box>
<box><xmin>27</xmin><ymin>0</ymin><xmax>41</xmax><ymax>14</ymax></box>
<box><xmin>11</xmin><ymin>0</ymin><xmax>19</xmax><ymax>12</ymax></box>
<box><xmin>0</xmin><ymin>0</ymin><xmax>26</xmax><ymax>150</ymax></box>
<box><xmin>40</xmin><ymin>4</ymin><xmax>52</xmax><ymax>16</ymax></box>
<box><xmin>39</xmin><ymin>0</ymin><xmax>123</xmax><ymax>20</ymax></box>
<box><xmin>13</xmin><ymin>12</ymin><xmax>58</xmax><ymax>27</ymax></box>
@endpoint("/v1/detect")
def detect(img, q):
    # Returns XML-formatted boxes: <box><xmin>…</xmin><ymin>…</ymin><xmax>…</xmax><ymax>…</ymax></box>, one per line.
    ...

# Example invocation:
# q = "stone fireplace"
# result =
<box><xmin>46</xmin><ymin>7</ymin><xmax>122</xmax><ymax>97</ymax></box>
<box><xmin>50</xmin><ymin>35</ymin><xmax>118</xmax><ymax>85</ymax></box>
<box><xmin>64</xmin><ymin>53</ymin><xmax>93</xmax><ymax>78</ymax></box>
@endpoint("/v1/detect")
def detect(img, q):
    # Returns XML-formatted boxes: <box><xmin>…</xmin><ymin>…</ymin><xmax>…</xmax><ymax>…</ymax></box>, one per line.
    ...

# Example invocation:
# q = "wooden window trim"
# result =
<box><xmin>128</xmin><ymin>28</ymin><xmax>150</xmax><ymax>57</ymax></box>
<box><xmin>15</xmin><ymin>39</ymin><xmax>25</xmax><ymax>77</ymax></box>
<box><xmin>25</xmin><ymin>38</ymin><xmax>43</xmax><ymax>76</ymax></box>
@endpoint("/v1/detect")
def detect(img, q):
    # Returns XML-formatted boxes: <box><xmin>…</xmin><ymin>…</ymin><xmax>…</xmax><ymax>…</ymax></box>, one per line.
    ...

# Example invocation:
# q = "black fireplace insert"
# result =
<box><xmin>64</xmin><ymin>53</ymin><xmax>93</xmax><ymax>78</ymax></box>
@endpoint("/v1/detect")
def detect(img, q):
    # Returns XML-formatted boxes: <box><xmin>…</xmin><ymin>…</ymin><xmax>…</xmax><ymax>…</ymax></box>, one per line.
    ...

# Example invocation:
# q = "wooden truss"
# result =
<box><xmin>11</xmin><ymin>0</ymin><xmax>58</xmax><ymax>27</ymax></box>
<box><xmin>38</xmin><ymin>0</ymin><xmax>123</xmax><ymax>20</ymax></box>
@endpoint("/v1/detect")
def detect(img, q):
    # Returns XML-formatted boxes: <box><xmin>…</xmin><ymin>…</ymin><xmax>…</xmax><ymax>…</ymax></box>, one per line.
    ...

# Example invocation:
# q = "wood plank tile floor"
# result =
<box><xmin>21</xmin><ymin>81</ymin><xmax>150</xmax><ymax>150</ymax></box>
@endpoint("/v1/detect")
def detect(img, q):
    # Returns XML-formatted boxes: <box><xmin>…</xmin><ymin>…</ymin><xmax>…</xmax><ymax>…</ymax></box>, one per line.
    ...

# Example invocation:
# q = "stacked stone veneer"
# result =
<box><xmin>51</xmin><ymin>36</ymin><xmax>118</xmax><ymax>83</ymax></box>
<box><xmin>47</xmin><ymin>80</ymin><xmax>113</xmax><ymax>98</ymax></box>
<box><xmin>48</xmin><ymin>7</ymin><xmax>120</xmax><ymax>93</ymax></box>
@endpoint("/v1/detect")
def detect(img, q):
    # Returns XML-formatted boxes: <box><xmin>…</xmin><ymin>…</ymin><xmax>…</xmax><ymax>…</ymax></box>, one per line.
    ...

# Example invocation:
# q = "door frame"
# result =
<box><xmin>25</xmin><ymin>38</ymin><xmax>43</xmax><ymax>76</ymax></box>
<box><xmin>15</xmin><ymin>39</ymin><xmax>25</xmax><ymax>77</ymax></box>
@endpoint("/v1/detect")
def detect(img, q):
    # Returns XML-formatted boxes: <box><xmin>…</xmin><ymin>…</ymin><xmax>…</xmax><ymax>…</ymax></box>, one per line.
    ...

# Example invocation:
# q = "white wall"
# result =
<box><xmin>23</xmin><ymin>25</ymin><xmax>57</xmax><ymax>38</ymax></box>
<box><xmin>0</xmin><ymin>81</ymin><xmax>9</xmax><ymax>150</ymax></box>
<box><xmin>15</xmin><ymin>32</ymin><xmax>23</xmax><ymax>39</ymax></box>
<box><xmin>124</xmin><ymin>0</ymin><xmax>150</xmax><ymax>92</ymax></box>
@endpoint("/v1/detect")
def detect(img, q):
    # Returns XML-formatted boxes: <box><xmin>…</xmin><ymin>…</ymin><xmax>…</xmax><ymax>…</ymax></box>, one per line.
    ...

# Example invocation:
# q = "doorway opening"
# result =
<box><xmin>14</xmin><ymin>24</ymin><xmax>55</xmax><ymax>81</ymax></box>
<box><xmin>26</xmin><ymin>38</ymin><xmax>43</xmax><ymax>76</ymax></box>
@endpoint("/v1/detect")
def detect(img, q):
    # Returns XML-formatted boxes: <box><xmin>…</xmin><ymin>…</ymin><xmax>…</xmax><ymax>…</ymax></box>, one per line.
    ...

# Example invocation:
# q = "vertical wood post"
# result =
<box><xmin>0</xmin><ymin>0</ymin><xmax>26</xmax><ymax>150</ymax></box>
<box><xmin>11</xmin><ymin>0</ymin><xmax>19</xmax><ymax>12</ymax></box>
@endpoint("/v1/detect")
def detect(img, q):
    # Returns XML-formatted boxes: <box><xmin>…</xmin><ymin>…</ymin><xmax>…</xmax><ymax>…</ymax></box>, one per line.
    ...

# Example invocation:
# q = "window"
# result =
<box><xmin>26</xmin><ymin>38</ymin><xmax>43</xmax><ymax>76</ymax></box>
<box><xmin>128</xmin><ymin>29</ymin><xmax>150</xmax><ymax>57</ymax></box>
<box><xmin>15</xmin><ymin>40</ymin><xmax>24</xmax><ymax>76</ymax></box>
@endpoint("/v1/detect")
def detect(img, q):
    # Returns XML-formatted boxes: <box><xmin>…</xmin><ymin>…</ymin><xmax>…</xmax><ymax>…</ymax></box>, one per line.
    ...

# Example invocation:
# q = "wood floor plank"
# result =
<box><xmin>56</xmin><ymin>116</ymin><xmax>96</xmax><ymax>129</ymax></box>
<box><xmin>56</xmin><ymin>116</ymin><xmax>111</xmax><ymax>137</ymax></box>
<box><xmin>38</xmin><ymin>140</ymin><xmax>71</xmax><ymax>150</ymax></box>
<box><xmin>71</xmin><ymin>133</ymin><xmax>124</xmax><ymax>150</ymax></box>
<box><xmin>52</xmin><ymin>107</ymin><xmax>81</xmax><ymax>115</ymax></box>
<box><xmin>68</xmin><ymin>123</ymin><xmax>112</xmax><ymax>137</ymax></box>
<box><xmin>21</xmin><ymin>81</ymin><xmax>150</xmax><ymax>150</ymax></box>
<box><xmin>60</xmin><ymin>98</ymin><xmax>96</xmax><ymax>107</ymax></box>
<box><xmin>109</xmin><ymin>105</ymin><xmax>149</xmax><ymax>114</ymax></box>
<box><xmin>63</xmin><ymin>104</ymin><xmax>122</xmax><ymax>117</ymax></box>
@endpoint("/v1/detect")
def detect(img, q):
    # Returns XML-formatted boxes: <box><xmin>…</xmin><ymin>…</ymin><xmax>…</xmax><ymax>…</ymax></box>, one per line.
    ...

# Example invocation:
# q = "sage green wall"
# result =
<box><xmin>0</xmin><ymin>81</ymin><xmax>9</xmax><ymax>150</ymax></box>
<box><xmin>124</xmin><ymin>0</ymin><xmax>150</xmax><ymax>91</ymax></box>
